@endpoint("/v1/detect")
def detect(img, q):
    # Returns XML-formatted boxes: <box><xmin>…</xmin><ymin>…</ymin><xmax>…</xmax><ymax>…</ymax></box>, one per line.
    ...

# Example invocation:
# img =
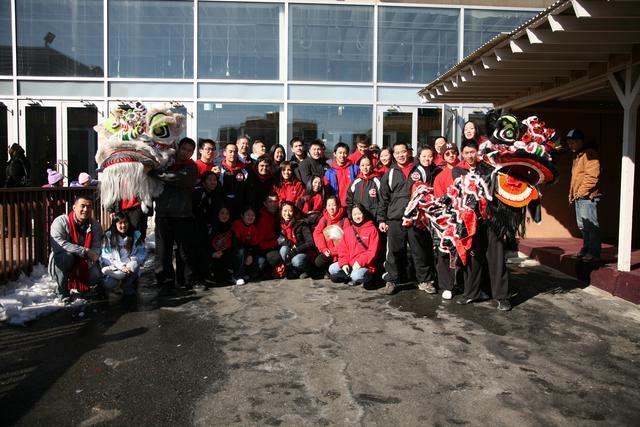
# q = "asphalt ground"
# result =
<box><xmin>1</xmin><ymin>260</ymin><xmax>639</xmax><ymax>426</ymax></box>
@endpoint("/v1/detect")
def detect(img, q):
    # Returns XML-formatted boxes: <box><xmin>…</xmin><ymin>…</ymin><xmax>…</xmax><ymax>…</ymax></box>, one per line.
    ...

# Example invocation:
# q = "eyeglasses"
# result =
<box><xmin>444</xmin><ymin>151</ymin><xmax>458</xmax><ymax>157</ymax></box>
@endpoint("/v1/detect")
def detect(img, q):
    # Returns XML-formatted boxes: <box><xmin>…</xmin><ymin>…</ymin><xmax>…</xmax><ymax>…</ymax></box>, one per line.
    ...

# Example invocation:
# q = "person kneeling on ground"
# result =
<box><xmin>269</xmin><ymin>202</ymin><xmax>314</xmax><ymax>279</ymax></box>
<box><xmin>329</xmin><ymin>204</ymin><xmax>379</xmax><ymax>287</ymax></box>
<box><xmin>49</xmin><ymin>196</ymin><xmax>104</xmax><ymax>302</ymax></box>
<box><xmin>230</xmin><ymin>206</ymin><xmax>262</xmax><ymax>285</ymax></box>
<box><xmin>312</xmin><ymin>195</ymin><xmax>346</xmax><ymax>277</ymax></box>
<box><xmin>210</xmin><ymin>206</ymin><xmax>234</xmax><ymax>285</ymax></box>
<box><xmin>100</xmin><ymin>212</ymin><xmax>146</xmax><ymax>298</ymax></box>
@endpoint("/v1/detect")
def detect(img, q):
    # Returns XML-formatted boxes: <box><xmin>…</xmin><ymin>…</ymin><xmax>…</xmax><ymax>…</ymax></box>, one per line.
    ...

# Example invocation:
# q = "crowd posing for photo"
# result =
<box><xmin>48</xmin><ymin>120</ymin><xmax>517</xmax><ymax>311</ymax></box>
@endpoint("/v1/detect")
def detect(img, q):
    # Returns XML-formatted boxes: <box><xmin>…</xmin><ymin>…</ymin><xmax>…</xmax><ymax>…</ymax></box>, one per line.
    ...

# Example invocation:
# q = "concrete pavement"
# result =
<box><xmin>1</xmin><ymin>262</ymin><xmax>639</xmax><ymax>426</ymax></box>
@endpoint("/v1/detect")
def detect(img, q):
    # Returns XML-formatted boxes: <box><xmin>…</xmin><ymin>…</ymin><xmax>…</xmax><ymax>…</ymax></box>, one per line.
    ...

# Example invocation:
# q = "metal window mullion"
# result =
<box><xmin>372</xmin><ymin>3</ymin><xmax>379</xmax><ymax>145</ymax></box>
<box><xmin>458</xmin><ymin>7</ymin><xmax>465</xmax><ymax>63</ymax></box>
<box><xmin>11</xmin><ymin>0</ymin><xmax>18</xmax><ymax>142</ymax></box>
<box><xmin>283</xmin><ymin>1</ymin><xmax>289</xmax><ymax>153</ymax></box>
<box><xmin>103</xmin><ymin>0</ymin><xmax>109</xmax><ymax>101</ymax></box>
<box><xmin>193</xmin><ymin>0</ymin><xmax>199</xmax><ymax>139</ymax></box>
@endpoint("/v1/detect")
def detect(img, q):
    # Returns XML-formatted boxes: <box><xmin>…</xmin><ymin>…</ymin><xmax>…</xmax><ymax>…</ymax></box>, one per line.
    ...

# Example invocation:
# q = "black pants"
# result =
<box><xmin>462</xmin><ymin>225</ymin><xmax>509</xmax><ymax>300</ymax></box>
<box><xmin>155</xmin><ymin>216</ymin><xmax>204</xmax><ymax>286</ymax></box>
<box><xmin>436</xmin><ymin>249</ymin><xmax>455</xmax><ymax>291</ymax></box>
<box><xmin>315</xmin><ymin>253</ymin><xmax>334</xmax><ymax>271</ymax></box>
<box><xmin>383</xmin><ymin>221</ymin><xmax>435</xmax><ymax>283</ymax></box>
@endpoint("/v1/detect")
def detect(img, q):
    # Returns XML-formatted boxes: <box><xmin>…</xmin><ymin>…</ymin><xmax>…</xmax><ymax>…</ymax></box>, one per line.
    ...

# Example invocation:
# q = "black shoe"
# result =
<box><xmin>497</xmin><ymin>299</ymin><xmax>512</xmax><ymax>311</ymax></box>
<box><xmin>330</xmin><ymin>270</ymin><xmax>349</xmax><ymax>283</ymax></box>
<box><xmin>457</xmin><ymin>291</ymin><xmax>489</xmax><ymax>305</ymax></box>
<box><xmin>380</xmin><ymin>282</ymin><xmax>397</xmax><ymax>295</ymax></box>
<box><xmin>299</xmin><ymin>272</ymin><xmax>310</xmax><ymax>280</ymax></box>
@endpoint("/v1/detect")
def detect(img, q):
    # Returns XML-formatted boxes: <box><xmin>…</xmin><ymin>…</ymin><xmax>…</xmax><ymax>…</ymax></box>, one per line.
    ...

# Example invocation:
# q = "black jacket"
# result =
<box><xmin>5</xmin><ymin>150</ymin><xmax>30</xmax><ymax>187</ymax></box>
<box><xmin>346</xmin><ymin>174</ymin><xmax>381</xmax><ymax>221</ymax></box>
<box><xmin>154</xmin><ymin>161</ymin><xmax>198</xmax><ymax>218</ymax></box>
<box><xmin>219</xmin><ymin>161</ymin><xmax>252</xmax><ymax>214</ymax></box>
<box><xmin>377</xmin><ymin>164</ymin><xmax>414</xmax><ymax>223</ymax></box>
<box><xmin>297</xmin><ymin>157</ymin><xmax>328</xmax><ymax>186</ymax></box>
<box><xmin>410</xmin><ymin>164</ymin><xmax>441</xmax><ymax>186</ymax></box>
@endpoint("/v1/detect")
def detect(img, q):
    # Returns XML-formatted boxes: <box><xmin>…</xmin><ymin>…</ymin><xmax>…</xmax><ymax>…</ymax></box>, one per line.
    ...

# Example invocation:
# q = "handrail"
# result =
<box><xmin>0</xmin><ymin>187</ymin><xmax>110</xmax><ymax>282</ymax></box>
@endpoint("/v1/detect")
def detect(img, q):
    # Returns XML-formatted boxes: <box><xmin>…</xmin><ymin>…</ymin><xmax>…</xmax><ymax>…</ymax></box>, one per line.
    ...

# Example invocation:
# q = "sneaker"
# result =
<box><xmin>418</xmin><ymin>281</ymin><xmax>437</xmax><ymax>294</ymax></box>
<box><xmin>581</xmin><ymin>254</ymin><xmax>601</xmax><ymax>263</ymax></box>
<box><xmin>380</xmin><ymin>282</ymin><xmax>397</xmax><ymax>295</ymax></box>
<box><xmin>442</xmin><ymin>290</ymin><xmax>453</xmax><ymax>300</ymax></box>
<box><xmin>299</xmin><ymin>272</ymin><xmax>310</xmax><ymax>280</ymax></box>
<box><xmin>497</xmin><ymin>299</ymin><xmax>512</xmax><ymax>311</ymax></box>
<box><xmin>235</xmin><ymin>278</ymin><xmax>246</xmax><ymax>286</ymax></box>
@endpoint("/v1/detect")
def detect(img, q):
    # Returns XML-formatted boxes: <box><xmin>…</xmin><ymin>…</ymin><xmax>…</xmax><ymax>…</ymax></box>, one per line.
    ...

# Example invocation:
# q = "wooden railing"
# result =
<box><xmin>0</xmin><ymin>187</ymin><xmax>110</xmax><ymax>282</ymax></box>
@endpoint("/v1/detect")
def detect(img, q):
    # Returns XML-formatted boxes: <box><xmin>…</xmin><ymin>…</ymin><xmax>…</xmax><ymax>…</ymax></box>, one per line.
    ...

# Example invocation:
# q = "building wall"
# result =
<box><xmin>516</xmin><ymin>105</ymin><xmax>640</xmax><ymax>248</ymax></box>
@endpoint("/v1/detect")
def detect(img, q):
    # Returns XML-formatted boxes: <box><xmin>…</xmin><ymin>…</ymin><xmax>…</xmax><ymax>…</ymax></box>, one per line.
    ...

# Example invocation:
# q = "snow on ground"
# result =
<box><xmin>0</xmin><ymin>264</ymin><xmax>85</xmax><ymax>326</ymax></box>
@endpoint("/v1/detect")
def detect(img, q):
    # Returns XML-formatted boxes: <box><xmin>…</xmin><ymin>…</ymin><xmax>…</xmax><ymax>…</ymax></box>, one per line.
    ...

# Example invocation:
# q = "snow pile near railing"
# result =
<box><xmin>0</xmin><ymin>264</ymin><xmax>85</xmax><ymax>326</ymax></box>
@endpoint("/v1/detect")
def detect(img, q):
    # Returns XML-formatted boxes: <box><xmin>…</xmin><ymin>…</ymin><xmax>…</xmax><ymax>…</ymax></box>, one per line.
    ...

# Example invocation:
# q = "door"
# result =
<box><xmin>0</xmin><ymin>100</ymin><xmax>16</xmax><ymax>186</ymax></box>
<box><xmin>19</xmin><ymin>101</ymin><xmax>101</xmax><ymax>186</ymax></box>
<box><xmin>376</xmin><ymin>105</ymin><xmax>443</xmax><ymax>153</ymax></box>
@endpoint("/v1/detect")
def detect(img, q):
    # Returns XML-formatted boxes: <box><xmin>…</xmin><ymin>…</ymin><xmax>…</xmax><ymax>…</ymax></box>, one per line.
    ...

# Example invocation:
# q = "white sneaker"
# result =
<box><xmin>442</xmin><ymin>290</ymin><xmax>453</xmax><ymax>300</ymax></box>
<box><xmin>235</xmin><ymin>278</ymin><xmax>246</xmax><ymax>286</ymax></box>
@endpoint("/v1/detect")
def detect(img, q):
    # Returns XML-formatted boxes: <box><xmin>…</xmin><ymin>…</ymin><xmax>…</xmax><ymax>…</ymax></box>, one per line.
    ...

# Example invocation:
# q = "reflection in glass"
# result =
<box><xmin>109</xmin><ymin>0</ymin><xmax>193</xmax><ymax>78</ymax></box>
<box><xmin>288</xmin><ymin>104</ymin><xmax>372</xmax><ymax>154</ymax></box>
<box><xmin>0</xmin><ymin>105</ymin><xmax>7</xmax><ymax>184</ymax></box>
<box><xmin>464</xmin><ymin>9</ymin><xmax>536</xmax><ymax>57</ymax></box>
<box><xmin>25</xmin><ymin>106</ymin><xmax>57</xmax><ymax>187</ymax></box>
<box><xmin>417</xmin><ymin>108</ymin><xmax>442</xmax><ymax>147</ymax></box>
<box><xmin>378</xmin><ymin>7</ymin><xmax>458</xmax><ymax>84</ymax></box>
<box><xmin>0</xmin><ymin>0</ymin><xmax>11</xmax><ymax>75</ymax></box>
<box><xmin>289</xmin><ymin>5</ymin><xmax>373</xmax><ymax>82</ymax></box>
<box><xmin>199</xmin><ymin>3</ymin><xmax>280</xmax><ymax>80</ymax></box>
<box><xmin>67</xmin><ymin>107</ymin><xmax>98</xmax><ymax>180</ymax></box>
<box><xmin>16</xmin><ymin>0</ymin><xmax>103</xmax><ymax>77</ymax></box>
<box><xmin>197</xmin><ymin>103</ymin><xmax>280</xmax><ymax>152</ymax></box>
<box><xmin>382</xmin><ymin>112</ymin><xmax>411</xmax><ymax>149</ymax></box>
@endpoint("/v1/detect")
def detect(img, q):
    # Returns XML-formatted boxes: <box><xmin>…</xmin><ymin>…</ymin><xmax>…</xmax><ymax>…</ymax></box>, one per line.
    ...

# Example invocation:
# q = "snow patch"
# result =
<box><xmin>0</xmin><ymin>264</ymin><xmax>85</xmax><ymax>326</ymax></box>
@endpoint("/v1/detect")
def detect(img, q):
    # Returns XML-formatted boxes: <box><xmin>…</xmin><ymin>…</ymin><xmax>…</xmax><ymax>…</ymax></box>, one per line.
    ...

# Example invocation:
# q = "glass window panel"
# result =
<box><xmin>382</xmin><ymin>111</ymin><xmax>411</xmax><ymax>149</ymax></box>
<box><xmin>289</xmin><ymin>5</ymin><xmax>373</xmax><ymax>82</ymax></box>
<box><xmin>16</xmin><ymin>0</ymin><xmax>103</xmax><ymax>77</ymax></box>
<box><xmin>0</xmin><ymin>105</ymin><xmax>7</xmax><ymax>184</ymax></box>
<box><xmin>67</xmin><ymin>107</ymin><xmax>99</xmax><ymax>179</ymax></box>
<box><xmin>25</xmin><ymin>106</ymin><xmax>57</xmax><ymax>187</ymax></box>
<box><xmin>197</xmin><ymin>103</ymin><xmax>280</xmax><ymax>151</ymax></box>
<box><xmin>19</xmin><ymin>81</ymin><xmax>103</xmax><ymax>97</ymax></box>
<box><xmin>288</xmin><ymin>104</ymin><xmax>372</xmax><ymax>154</ymax></box>
<box><xmin>377</xmin><ymin>87</ymin><xmax>422</xmax><ymax>104</ymax></box>
<box><xmin>464</xmin><ymin>9</ymin><xmax>536</xmax><ymax>57</ymax></box>
<box><xmin>109</xmin><ymin>0</ymin><xmax>193</xmax><ymax>78</ymax></box>
<box><xmin>199</xmin><ymin>2</ymin><xmax>280</xmax><ymax>80</ymax></box>
<box><xmin>109</xmin><ymin>82</ymin><xmax>192</xmax><ymax>98</ymax></box>
<box><xmin>288</xmin><ymin>85</ymin><xmax>373</xmax><ymax>103</ymax></box>
<box><xmin>0</xmin><ymin>81</ymin><xmax>12</xmax><ymax>95</ymax></box>
<box><xmin>378</xmin><ymin>7</ymin><xmax>458</xmax><ymax>84</ymax></box>
<box><xmin>0</xmin><ymin>0</ymin><xmax>11</xmax><ymax>75</ymax></box>
<box><xmin>417</xmin><ymin>107</ymin><xmax>442</xmax><ymax>147</ymax></box>
<box><xmin>198</xmin><ymin>83</ymin><xmax>283</xmax><ymax>100</ymax></box>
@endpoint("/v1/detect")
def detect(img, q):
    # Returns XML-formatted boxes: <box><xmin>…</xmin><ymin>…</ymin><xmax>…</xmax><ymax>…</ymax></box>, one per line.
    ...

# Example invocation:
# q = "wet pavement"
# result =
<box><xmin>1</xmin><ymin>261</ymin><xmax>639</xmax><ymax>426</ymax></box>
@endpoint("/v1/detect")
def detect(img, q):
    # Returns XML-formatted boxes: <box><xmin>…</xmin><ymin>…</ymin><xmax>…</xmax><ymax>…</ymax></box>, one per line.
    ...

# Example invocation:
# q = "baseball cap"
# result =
<box><xmin>565</xmin><ymin>129</ymin><xmax>584</xmax><ymax>140</ymax></box>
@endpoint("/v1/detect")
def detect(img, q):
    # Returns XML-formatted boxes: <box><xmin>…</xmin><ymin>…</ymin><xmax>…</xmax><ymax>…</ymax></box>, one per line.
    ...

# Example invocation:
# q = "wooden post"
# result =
<box><xmin>608</xmin><ymin>67</ymin><xmax>640</xmax><ymax>272</ymax></box>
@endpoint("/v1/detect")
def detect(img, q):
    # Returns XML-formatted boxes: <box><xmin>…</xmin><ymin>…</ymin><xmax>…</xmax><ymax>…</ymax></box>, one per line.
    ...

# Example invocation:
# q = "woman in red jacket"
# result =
<box><xmin>272</xmin><ymin>161</ymin><xmax>304</xmax><ymax>205</ymax></box>
<box><xmin>312</xmin><ymin>195</ymin><xmax>346</xmax><ymax>275</ymax></box>
<box><xmin>230</xmin><ymin>206</ymin><xmax>261</xmax><ymax>285</ymax></box>
<box><xmin>297</xmin><ymin>175</ymin><xmax>325</xmax><ymax>225</ymax></box>
<box><xmin>328</xmin><ymin>204</ymin><xmax>380</xmax><ymax>286</ymax></box>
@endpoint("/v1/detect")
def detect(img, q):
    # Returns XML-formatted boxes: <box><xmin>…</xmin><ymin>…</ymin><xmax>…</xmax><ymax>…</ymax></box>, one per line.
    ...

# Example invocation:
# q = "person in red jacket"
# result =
<box><xmin>328</xmin><ymin>204</ymin><xmax>380</xmax><ymax>286</ymax></box>
<box><xmin>324</xmin><ymin>142</ymin><xmax>358</xmax><ymax>206</ymax></box>
<box><xmin>348</xmin><ymin>134</ymin><xmax>371</xmax><ymax>165</ymax></box>
<box><xmin>313</xmin><ymin>195</ymin><xmax>346</xmax><ymax>275</ymax></box>
<box><xmin>230</xmin><ymin>206</ymin><xmax>261</xmax><ymax>285</ymax></box>
<box><xmin>273</xmin><ymin>161</ymin><xmax>304</xmax><ymax>205</ymax></box>
<box><xmin>297</xmin><ymin>175</ymin><xmax>325</xmax><ymax>225</ymax></box>
<box><xmin>270</xmin><ymin>202</ymin><xmax>315</xmax><ymax>279</ymax></box>
<box><xmin>374</xmin><ymin>147</ymin><xmax>392</xmax><ymax>176</ymax></box>
<box><xmin>196</xmin><ymin>139</ymin><xmax>217</xmax><ymax>178</ymax></box>
<box><xmin>432</xmin><ymin>142</ymin><xmax>461</xmax><ymax>198</ymax></box>
<box><xmin>256</xmin><ymin>193</ymin><xmax>280</xmax><ymax>253</ymax></box>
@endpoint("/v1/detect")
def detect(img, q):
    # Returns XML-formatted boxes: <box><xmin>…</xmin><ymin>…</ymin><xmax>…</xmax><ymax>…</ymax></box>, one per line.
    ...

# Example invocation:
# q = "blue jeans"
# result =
<box><xmin>328</xmin><ymin>262</ymin><xmax>371</xmax><ymax>285</ymax></box>
<box><xmin>575</xmin><ymin>198</ymin><xmax>601</xmax><ymax>258</ymax></box>
<box><xmin>279</xmin><ymin>246</ymin><xmax>309</xmax><ymax>271</ymax></box>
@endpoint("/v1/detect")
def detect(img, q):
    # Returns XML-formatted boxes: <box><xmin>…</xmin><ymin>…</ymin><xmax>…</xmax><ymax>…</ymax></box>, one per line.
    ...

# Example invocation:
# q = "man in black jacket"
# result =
<box><xmin>297</xmin><ymin>139</ymin><xmax>328</xmax><ymax>185</ymax></box>
<box><xmin>377</xmin><ymin>142</ymin><xmax>436</xmax><ymax>295</ymax></box>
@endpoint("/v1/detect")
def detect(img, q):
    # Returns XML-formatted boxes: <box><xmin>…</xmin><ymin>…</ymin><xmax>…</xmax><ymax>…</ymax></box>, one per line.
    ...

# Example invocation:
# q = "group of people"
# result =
<box><xmin>45</xmin><ymin>120</ymin><xmax>602</xmax><ymax>313</ymax></box>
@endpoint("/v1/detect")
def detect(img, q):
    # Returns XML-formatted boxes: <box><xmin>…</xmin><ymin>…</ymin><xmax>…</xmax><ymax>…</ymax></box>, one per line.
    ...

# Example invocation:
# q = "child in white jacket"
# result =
<box><xmin>101</xmin><ymin>213</ymin><xmax>146</xmax><ymax>295</ymax></box>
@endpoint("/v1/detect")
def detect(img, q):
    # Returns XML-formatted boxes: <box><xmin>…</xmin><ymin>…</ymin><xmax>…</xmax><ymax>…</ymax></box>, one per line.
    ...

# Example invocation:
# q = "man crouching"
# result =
<box><xmin>49</xmin><ymin>196</ymin><xmax>104</xmax><ymax>302</ymax></box>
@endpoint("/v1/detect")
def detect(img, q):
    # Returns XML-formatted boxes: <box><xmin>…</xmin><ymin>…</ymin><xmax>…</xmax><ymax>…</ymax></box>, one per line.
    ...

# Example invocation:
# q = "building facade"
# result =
<box><xmin>0</xmin><ymin>0</ymin><xmax>539</xmax><ymax>185</ymax></box>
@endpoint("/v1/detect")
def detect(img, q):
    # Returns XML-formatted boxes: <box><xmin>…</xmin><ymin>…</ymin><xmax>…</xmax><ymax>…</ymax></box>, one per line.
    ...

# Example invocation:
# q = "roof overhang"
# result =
<box><xmin>418</xmin><ymin>0</ymin><xmax>640</xmax><ymax>110</ymax></box>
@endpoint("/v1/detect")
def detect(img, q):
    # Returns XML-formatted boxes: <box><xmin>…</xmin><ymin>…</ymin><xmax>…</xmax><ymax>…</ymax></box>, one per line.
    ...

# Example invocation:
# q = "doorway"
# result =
<box><xmin>376</xmin><ymin>106</ymin><xmax>442</xmax><ymax>153</ymax></box>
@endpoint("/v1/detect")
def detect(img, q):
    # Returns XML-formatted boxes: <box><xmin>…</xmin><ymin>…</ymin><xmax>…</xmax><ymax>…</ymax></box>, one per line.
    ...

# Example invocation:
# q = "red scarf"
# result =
<box><xmin>67</xmin><ymin>212</ymin><xmax>93</xmax><ymax>292</ymax></box>
<box><xmin>281</xmin><ymin>220</ymin><xmax>297</xmax><ymax>245</ymax></box>
<box><xmin>222</xmin><ymin>159</ymin><xmax>245</xmax><ymax>173</ymax></box>
<box><xmin>170</xmin><ymin>158</ymin><xmax>196</xmax><ymax>171</ymax></box>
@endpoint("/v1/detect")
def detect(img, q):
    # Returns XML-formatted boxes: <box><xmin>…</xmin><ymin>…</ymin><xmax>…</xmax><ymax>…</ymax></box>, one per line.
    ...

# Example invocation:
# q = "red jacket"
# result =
<box><xmin>196</xmin><ymin>159</ymin><xmax>214</xmax><ymax>177</ymax></box>
<box><xmin>337</xmin><ymin>220</ymin><xmax>379</xmax><ymax>272</ymax></box>
<box><xmin>231</xmin><ymin>219</ymin><xmax>260</xmax><ymax>247</ymax></box>
<box><xmin>433</xmin><ymin>163</ymin><xmax>460</xmax><ymax>198</ymax></box>
<box><xmin>256</xmin><ymin>207</ymin><xmax>278</xmax><ymax>251</ymax></box>
<box><xmin>348</xmin><ymin>150</ymin><xmax>364</xmax><ymax>165</ymax></box>
<box><xmin>273</xmin><ymin>179</ymin><xmax>304</xmax><ymax>205</ymax></box>
<box><xmin>312</xmin><ymin>207</ymin><xmax>346</xmax><ymax>258</ymax></box>
<box><xmin>324</xmin><ymin>160</ymin><xmax>358</xmax><ymax>206</ymax></box>
<box><xmin>298</xmin><ymin>193</ymin><xmax>323</xmax><ymax>215</ymax></box>
<box><xmin>374</xmin><ymin>164</ymin><xmax>389</xmax><ymax>176</ymax></box>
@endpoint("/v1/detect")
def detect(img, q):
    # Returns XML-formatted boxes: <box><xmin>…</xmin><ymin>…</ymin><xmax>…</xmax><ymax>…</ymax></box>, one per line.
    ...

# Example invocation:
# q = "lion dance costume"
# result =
<box><xmin>94</xmin><ymin>102</ymin><xmax>186</xmax><ymax>211</ymax></box>
<box><xmin>403</xmin><ymin>114</ymin><xmax>559</xmax><ymax>267</ymax></box>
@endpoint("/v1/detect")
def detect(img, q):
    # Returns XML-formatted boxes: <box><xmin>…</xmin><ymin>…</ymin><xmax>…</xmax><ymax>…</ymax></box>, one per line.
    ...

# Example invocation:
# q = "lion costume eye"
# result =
<box><xmin>149</xmin><ymin>113</ymin><xmax>171</xmax><ymax>139</ymax></box>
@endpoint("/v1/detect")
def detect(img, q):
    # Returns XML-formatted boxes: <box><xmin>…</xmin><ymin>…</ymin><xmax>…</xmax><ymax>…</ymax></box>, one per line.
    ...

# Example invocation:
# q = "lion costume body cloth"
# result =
<box><xmin>94</xmin><ymin>102</ymin><xmax>185</xmax><ymax>211</ymax></box>
<box><xmin>403</xmin><ymin>115</ymin><xmax>559</xmax><ymax>267</ymax></box>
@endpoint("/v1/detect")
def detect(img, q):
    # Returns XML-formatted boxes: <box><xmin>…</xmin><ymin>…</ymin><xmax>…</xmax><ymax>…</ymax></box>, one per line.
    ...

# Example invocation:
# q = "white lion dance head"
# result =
<box><xmin>94</xmin><ymin>102</ymin><xmax>186</xmax><ymax>210</ymax></box>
